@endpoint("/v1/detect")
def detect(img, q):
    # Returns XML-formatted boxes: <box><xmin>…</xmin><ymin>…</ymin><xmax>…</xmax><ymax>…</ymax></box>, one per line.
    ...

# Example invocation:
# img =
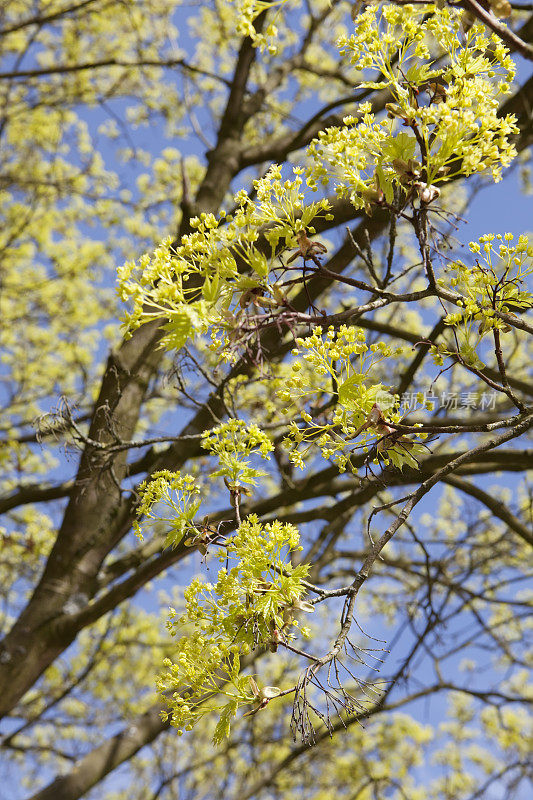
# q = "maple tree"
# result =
<box><xmin>1</xmin><ymin>2</ymin><xmax>532</xmax><ymax>799</ymax></box>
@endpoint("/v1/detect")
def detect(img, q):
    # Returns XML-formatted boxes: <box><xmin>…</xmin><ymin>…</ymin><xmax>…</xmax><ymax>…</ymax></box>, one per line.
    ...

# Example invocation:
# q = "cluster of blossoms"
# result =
<box><xmin>444</xmin><ymin>234</ymin><xmax>533</xmax><ymax>329</ymax></box>
<box><xmin>134</xmin><ymin>430</ymin><xmax>310</xmax><ymax>741</ymax></box>
<box><xmin>230</xmin><ymin>0</ymin><xmax>289</xmax><ymax>53</ymax></box>
<box><xmin>201</xmin><ymin>419</ymin><xmax>274</xmax><ymax>488</ymax></box>
<box><xmin>118</xmin><ymin>5</ymin><xmax>519</xmax><ymax>360</ymax></box>
<box><xmin>133</xmin><ymin>421</ymin><xmax>275</xmax><ymax>547</ymax></box>
<box><xmin>431</xmin><ymin>234</ymin><xmax>533</xmax><ymax>368</ymax></box>
<box><xmin>279</xmin><ymin>326</ymin><xmax>428</xmax><ymax>472</ymax></box>
<box><xmin>157</xmin><ymin>515</ymin><xmax>310</xmax><ymax>743</ymax></box>
<box><xmin>118</xmin><ymin>166</ymin><xmax>332</xmax><ymax>354</ymax></box>
<box><xmin>133</xmin><ymin>471</ymin><xmax>200</xmax><ymax>546</ymax></box>
<box><xmin>308</xmin><ymin>3</ymin><xmax>518</xmax><ymax>211</ymax></box>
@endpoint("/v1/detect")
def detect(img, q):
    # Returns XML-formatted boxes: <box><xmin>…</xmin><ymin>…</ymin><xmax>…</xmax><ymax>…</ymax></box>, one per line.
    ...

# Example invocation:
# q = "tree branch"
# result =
<box><xmin>462</xmin><ymin>0</ymin><xmax>533</xmax><ymax>60</ymax></box>
<box><xmin>443</xmin><ymin>474</ymin><xmax>533</xmax><ymax>547</ymax></box>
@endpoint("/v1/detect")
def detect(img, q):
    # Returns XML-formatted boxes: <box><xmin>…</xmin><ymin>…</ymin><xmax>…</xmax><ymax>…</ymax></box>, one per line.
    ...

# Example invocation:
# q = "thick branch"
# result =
<box><xmin>0</xmin><ymin>0</ymin><xmax>102</xmax><ymax>37</ymax></box>
<box><xmin>26</xmin><ymin>706</ymin><xmax>168</xmax><ymax>800</ymax></box>
<box><xmin>0</xmin><ymin>482</ymin><xmax>73</xmax><ymax>515</ymax></box>
<box><xmin>443</xmin><ymin>474</ymin><xmax>533</xmax><ymax>547</ymax></box>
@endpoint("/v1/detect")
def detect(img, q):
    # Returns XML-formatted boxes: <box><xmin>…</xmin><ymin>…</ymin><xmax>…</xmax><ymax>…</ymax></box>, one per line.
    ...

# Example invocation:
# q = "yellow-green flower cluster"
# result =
<box><xmin>133</xmin><ymin>470</ymin><xmax>201</xmax><ymax>546</ymax></box>
<box><xmin>119</xmin><ymin>5</ymin><xmax>519</xmax><ymax>357</ymax></box>
<box><xmin>157</xmin><ymin>514</ymin><xmax>309</xmax><ymax>742</ymax></box>
<box><xmin>308</xmin><ymin>3</ymin><xmax>518</xmax><ymax>208</ymax></box>
<box><xmin>118</xmin><ymin>166</ymin><xmax>332</xmax><ymax>352</ymax></box>
<box><xmin>230</xmin><ymin>0</ymin><xmax>290</xmax><ymax>53</ymax></box>
<box><xmin>307</xmin><ymin>105</ymin><xmax>391</xmax><ymax>201</ymax></box>
<box><xmin>201</xmin><ymin>419</ymin><xmax>274</xmax><ymax>487</ymax></box>
<box><xmin>278</xmin><ymin>325</ymin><xmax>425</xmax><ymax>472</ymax></box>
<box><xmin>444</xmin><ymin>233</ymin><xmax>533</xmax><ymax>333</ymax></box>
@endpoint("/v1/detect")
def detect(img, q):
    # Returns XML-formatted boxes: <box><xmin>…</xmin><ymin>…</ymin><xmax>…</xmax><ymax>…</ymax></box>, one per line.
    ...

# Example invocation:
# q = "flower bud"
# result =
<box><xmin>415</xmin><ymin>182</ymin><xmax>440</xmax><ymax>204</ymax></box>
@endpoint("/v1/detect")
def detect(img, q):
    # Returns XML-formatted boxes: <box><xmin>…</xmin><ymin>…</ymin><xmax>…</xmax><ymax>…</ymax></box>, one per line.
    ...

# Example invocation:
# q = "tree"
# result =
<box><xmin>1</xmin><ymin>1</ymin><xmax>532</xmax><ymax>798</ymax></box>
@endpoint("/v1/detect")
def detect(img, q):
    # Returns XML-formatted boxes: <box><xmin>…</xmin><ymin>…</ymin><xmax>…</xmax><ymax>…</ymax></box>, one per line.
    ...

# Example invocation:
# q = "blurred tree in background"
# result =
<box><xmin>0</xmin><ymin>2</ymin><xmax>532</xmax><ymax>799</ymax></box>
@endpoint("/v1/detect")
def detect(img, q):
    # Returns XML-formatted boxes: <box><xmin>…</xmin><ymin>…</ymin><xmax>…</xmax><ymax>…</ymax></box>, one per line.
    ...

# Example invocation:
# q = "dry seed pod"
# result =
<box><xmin>254</xmin><ymin>581</ymin><xmax>273</xmax><ymax>594</ymax></box>
<box><xmin>435</xmin><ymin>165</ymin><xmax>451</xmax><ymax>179</ymax></box>
<box><xmin>351</xmin><ymin>402</ymin><xmax>388</xmax><ymax>437</ymax></box>
<box><xmin>292</xmin><ymin>599</ymin><xmax>315</xmax><ymax>613</ymax></box>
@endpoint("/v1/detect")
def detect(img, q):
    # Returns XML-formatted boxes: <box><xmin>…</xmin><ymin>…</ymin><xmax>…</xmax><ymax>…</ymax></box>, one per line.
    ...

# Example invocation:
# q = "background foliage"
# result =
<box><xmin>0</xmin><ymin>2</ymin><xmax>532</xmax><ymax>799</ymax></box>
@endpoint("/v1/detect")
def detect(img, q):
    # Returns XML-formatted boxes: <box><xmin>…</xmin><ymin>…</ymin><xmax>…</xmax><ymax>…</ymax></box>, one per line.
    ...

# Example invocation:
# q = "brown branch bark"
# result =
<box><xmin>26</xmin><ymin>706</ymin><xmax>169</xmax><ymax>800</ymax></box>
<box><xmin>443</xmin><ymin>474</ymin><xmax>533</xmax><ymax>547</ymax></box>
<box><xmin>0</xmin><ymin>57</ymin><xmax>229</xmax><ymax>86</ymax></box>
<box><xmin>0</xmin><ymin>482</ymin><xmax>73</xmax><ymax>515</ymax></box>
<box><xmin>0</xmin><ymin>0</ymin><xmax>103</xmax><ymax>38</ymax></box>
